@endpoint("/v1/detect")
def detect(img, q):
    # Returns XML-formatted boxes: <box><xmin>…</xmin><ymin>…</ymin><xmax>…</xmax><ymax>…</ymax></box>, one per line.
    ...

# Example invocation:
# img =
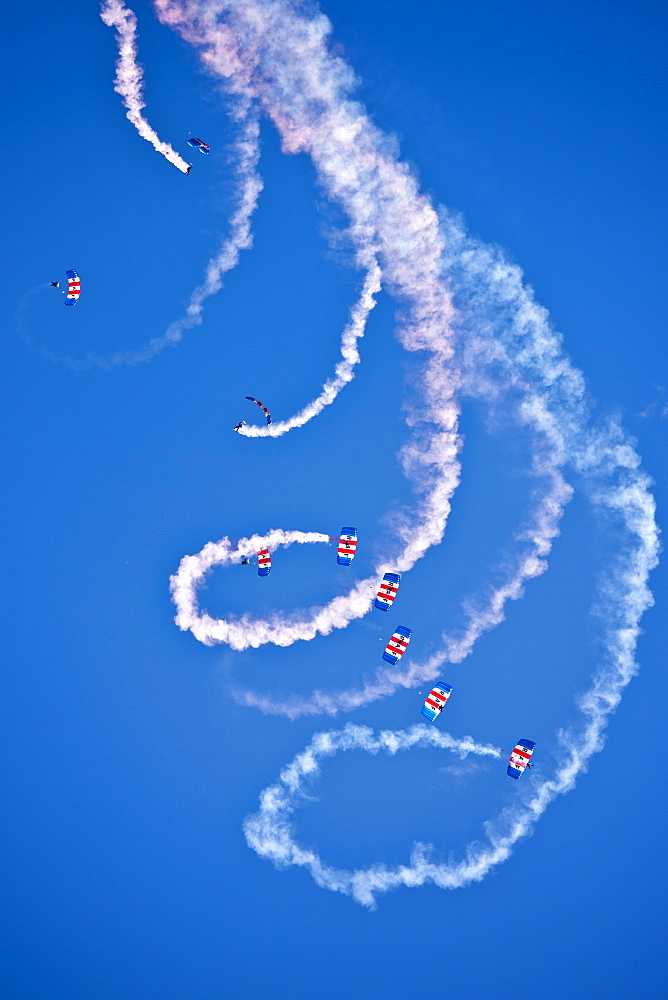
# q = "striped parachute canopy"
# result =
<box><xmin>245</xmin><ymin>396</ymin><xmax>272</xmax><ymax>425</ymax></box>
<box><xmin>64</xmin><ymin>269</ymin><xmax>80</xmax><ymax>306</ymax></box>
<box><xmin>375</xmin><ymin>572</ymin><xmax>400</xmax><ymax>611</ymax></box>
<box><xmin>257</xmin><ymin>548</ymin><xmax>271</xmax><ymax>577</ymax></box>
<box><xmin>187</xmin><ymin>137</ymin><xmax>210</xmax><ymax>154</ymax></box>
<box><xmin>421</xmin><ymin>683</ymin><xmax>453</xmax><ymax>721</ymax></box>
<box><xmin>507</xmin><ymin>739</ymin><xmax>536</xmax><ymax>778</ymax></box>
<box><xmin>336</xmin><ymin>528</ymin><xmax>357</xmax><ymax>565</ymax></box>
<box><xmin>382</xmin><ymin>626</ymin><xmax>412</xmax><ymax>665</ymax></box>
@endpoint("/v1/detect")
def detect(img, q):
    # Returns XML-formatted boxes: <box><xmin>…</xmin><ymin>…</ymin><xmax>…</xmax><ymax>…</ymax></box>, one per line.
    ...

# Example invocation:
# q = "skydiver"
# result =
<box><xmin>185</xmin><ymin>164</ymin><xmax>192</xmax><ymax>175</ymax></box>
<box><xmin>233</xmin><ymin>421</ymin><xmax>246</xmax><ymax>432</ymax></box>
<box><xmin>50</xmin><ymin>281</ymin><xmax>60</xmax><ymax>288</ymax></box>
<box><xmin>241</xmin><ymin>557</ymin><xmax>250</xmax><ymax>565</ymax></box>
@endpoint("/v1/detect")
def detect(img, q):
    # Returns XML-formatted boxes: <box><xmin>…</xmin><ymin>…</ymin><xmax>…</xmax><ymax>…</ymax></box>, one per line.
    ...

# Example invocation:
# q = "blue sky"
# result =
<box><xmin>2</xmin><ymin>1</ymin><xmax>667</xmax><ymax>997</ymax></box>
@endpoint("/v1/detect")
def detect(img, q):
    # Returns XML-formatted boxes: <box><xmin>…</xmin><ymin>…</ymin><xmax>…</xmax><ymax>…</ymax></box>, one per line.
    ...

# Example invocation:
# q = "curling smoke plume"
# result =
<box><xmin>144</xmin><ymin>0</ymin><xmax>658</xmax><ymax>904</ymax></box>
<box><xmin>101</xmin><ymin>0</ymin><xmax>190</xmax><ymax>173</ymax></box>
<box><xmin>244</xmin><ymin>723</ymin><xmax>504</xmax><ymax>908</ymax></box>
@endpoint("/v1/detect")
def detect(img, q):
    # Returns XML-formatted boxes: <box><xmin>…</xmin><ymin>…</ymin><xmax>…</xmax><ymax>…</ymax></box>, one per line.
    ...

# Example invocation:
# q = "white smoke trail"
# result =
<box><xmin>170</xmin><ymin>528</ymin><xmax>377</xmax><ymax>650</ymax></box>
<box><xmin>151</xmin><ymin>0</ymin><xmax>659</xmax><ymax>904</ymax></box>
<box><xmin>101</xmin><ymin>0</ymin><xmax>190</xmax><ymax>173</ymax></box>
<box><xmin>169</xmin><ymin>455</ymin><xmax>468</xmax><ymax>648</ymax></box>
<box><xmin>38</xmin><ymin>0</ymin><xmax>381</xmax><ymax>391</ymax></box>
<box><xmin>233</xmin><ymin>390</ymin><xmax>572</xmax><ymax>717</ymax></box>
<box><xmin>22</xmin><ymin>81</ymin><xmax>264</xmax><ymax>370</ymax></box>
<box><xmin>154</xmin><ymin>0</ymin><xmax>460</xmax><ymax>423</ymax></box>
<box><xmin>236</xmin><ymin>206</ymin><xmax>660</xmax><ymax>902</ymax></box>
<box><xmin>99</xmin><ymin>96</ymin><xmax>264</xmax><ymax>366</ymax></box>
<box><xmin>249</xmin><ymin>481</ymin><xmax>658</xmax><ymax>910</ymax></box>
<box><xmin>160</xmin><ymin>0</ymin><xmax>466</xmax><ymax>649</ymax></box>
<box><xmin>236</xmin><ymin>226</ymin><xmax>660</xmax><ymax>898</ymax></box>
<box><xmin>238</xmin><ymin>253</ymin><xmax>382</xmax><ymax>436</ymax></box>
<box><xmin>245</xmin><ymin>467</ymin><xmax>657</xmax><ymax>911</ymax></box>
<box><xmin>54</xmin><ymin>94</ymin><xmax>264</xmax><ymax>370</ymax></box>
<box><xmin>158</xmin><ymin>0</ymin><xmax>609</xmax><ymax>708</ymax></box>
<box><xmin>243</xmin><ymin>723</ymin><xmax>503</xmax><ymax>907</ymax></box>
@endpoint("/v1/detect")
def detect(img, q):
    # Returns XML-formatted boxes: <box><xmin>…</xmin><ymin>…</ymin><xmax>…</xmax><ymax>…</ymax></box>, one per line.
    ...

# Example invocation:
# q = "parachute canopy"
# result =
<box><xmin>382</xmin><ymin>626</ymin><xmax>412</xmax><ymax>665</ymax></box>
<box><xmin>245</xmin><ymin>396</ymin><xmax>272</xmax><ymax>425</ymax></box>
<box><xmin>507</xmin><ymin>739</ymin><xmax>535</xmax><ymax>779</ymax></box>
<box><xmin>421</xmin><ymin>682</ymin><xmax>453</xmax><ymax>721</ymax></box>
<box><xmin>337</xmin><ymin>528</ymin><xmax>357</xmax><ymax>566</ymax></box>
<box><xmin>257</xmin><ymin>548</ymin><xmax>271</xmax><ymax>577</ymax></box>
<box><xmin>187</xmin><ymin>137</ymin><xmax>210</xmax><ymax>154</ymax></box>
<box><xmin>375</xmin><ymin>572</ymin><xmax>400</xmax><ymax>611</ymax></box>
<box><xmin>64</xmin><ymin>269</ymin><xmax>80</xmax><ymax>306</ymax></box>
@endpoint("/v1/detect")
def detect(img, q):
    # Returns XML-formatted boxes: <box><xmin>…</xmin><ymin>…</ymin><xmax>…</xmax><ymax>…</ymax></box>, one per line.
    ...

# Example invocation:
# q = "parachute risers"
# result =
<box><xmin>507</xmin><ymin>739</ymin><xmax>535</xmax><ymax>778</ymax></box>
<box><xmin>337</xmin><ymin>528</ymin><xmax>357</xmax><ymax>565</ymax></box>
<box><xmin>64</xmin><ymin>269</ymin><xmax>80</xmax><ymax>305</ymax></box>
<box><xmin>245</xmin><ymin>396</ymin><xmax>272</xmax><ymax>425</ymax></box>
<box><xmin>382</xmin><ymin>626</ymin><xmax>412</xmax><ymax>664</ymax></box>
<box><xmin>421</xmin><ymin>683</ymin><xmax>453</xmax><ymax>721</ymax></box>
<box><xmin>375</xmin><ymin>572</ymin><xmax>400</xmax><ymax>611</ymax></box>
<box><xmin>257</xmin><ymin>548</ymin><xmax>271</xmax><ymax>577</ymax></box>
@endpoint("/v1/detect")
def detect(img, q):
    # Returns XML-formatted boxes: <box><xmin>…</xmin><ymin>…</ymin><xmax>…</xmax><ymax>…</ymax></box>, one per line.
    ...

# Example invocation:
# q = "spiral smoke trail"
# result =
<box><xmin>144</xmin><ymin>0</ymin><xmax>657</xmax><ymax>904</ymax></box>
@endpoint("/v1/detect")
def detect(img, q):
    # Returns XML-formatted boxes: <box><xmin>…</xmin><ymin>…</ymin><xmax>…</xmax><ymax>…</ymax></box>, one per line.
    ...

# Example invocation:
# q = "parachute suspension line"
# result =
<box><xmin>245</xmin><ymin>396</ymin><xmax>272</xmax><ymax>425</ymax></box>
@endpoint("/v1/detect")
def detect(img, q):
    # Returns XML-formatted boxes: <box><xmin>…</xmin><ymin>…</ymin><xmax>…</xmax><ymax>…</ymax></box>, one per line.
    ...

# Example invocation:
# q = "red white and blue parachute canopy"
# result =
<box><xmin>245</xmin><ymin>396</ymin><xmax>272</xmax><ymax>425</ymax></box>
<box><xmin>257</xmin><ymin>548</ymin><xmax>271</xmax><ymax>577</ymax></box>
<box><xmin>507</xmin><ymin>739</ymin><xmax>536</xmax><ymax>778</ymax></box>
<box><xmin>337</xmin><ymin>527</ymin><xmax>357</xmax><ymax>565</ymax></box>
<box><xmin>64</xmin><ymin>269</ymin><xmax>80</xmax><ymax>306</ymax></box>
<box><xmin>421</xmin><ymin>682</ymin><xmax>453</xmax><ymax>721</ymax></box>
<box><xmin>375</xmin><ymin>572</ymin><xmax>400</xmax><ymax>611</ymax></box>
<box><xmin>382</xmin><ymin>626</ymin><xmax>412</xmax><ymax>665</ymax></box>
<box><xmin>187</xmin><ymin>137</ymin><xmax>210</xmax><ymax>154</ymax></box>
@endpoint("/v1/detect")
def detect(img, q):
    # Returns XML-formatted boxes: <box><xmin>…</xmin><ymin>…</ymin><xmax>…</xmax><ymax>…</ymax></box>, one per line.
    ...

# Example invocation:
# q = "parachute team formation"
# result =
<box><xmin>241</xmin><ymin>525</ymin><xmax>534</xmax><ymax>777</ymax></box>
<box><xmin>43</xmin><ymin>0</ymin><xmax>657</xmax><ymax>906</ymax></box>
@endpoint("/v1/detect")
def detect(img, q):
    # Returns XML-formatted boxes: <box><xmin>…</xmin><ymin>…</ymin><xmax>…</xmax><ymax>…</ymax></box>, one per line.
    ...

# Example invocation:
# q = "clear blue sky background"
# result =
<box><xmin>1</xmin><ymin>1</ymin><xmax>666</xmax><ymax>997</ymax></box>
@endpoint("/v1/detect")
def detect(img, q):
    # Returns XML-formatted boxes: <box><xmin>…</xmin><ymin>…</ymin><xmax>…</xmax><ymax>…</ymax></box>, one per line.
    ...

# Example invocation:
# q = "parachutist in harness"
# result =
<box><xmin>233</xmin><ymin>421</ymin><xmax>246</xmax><ymax>432</ymax></box>
<box><xmin>241</xmin><ymin>557</ymin><xmax>250</xmax><ymax>565</ymax></box>
<box><xmin>50</xmin><ymin>282</ymin><xmax>60</xmax><ymax>288</ymax></box>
